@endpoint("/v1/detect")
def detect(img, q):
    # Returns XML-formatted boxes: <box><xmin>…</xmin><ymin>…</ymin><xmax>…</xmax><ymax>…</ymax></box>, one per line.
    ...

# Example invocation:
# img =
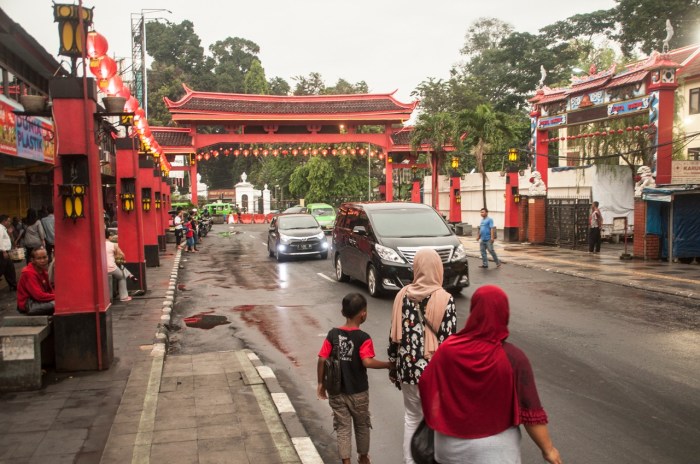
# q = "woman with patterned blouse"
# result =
<box><xmin>388</xmin><ymin>248</ymin><xmax>457</xmax><ymax>464</ymax></box>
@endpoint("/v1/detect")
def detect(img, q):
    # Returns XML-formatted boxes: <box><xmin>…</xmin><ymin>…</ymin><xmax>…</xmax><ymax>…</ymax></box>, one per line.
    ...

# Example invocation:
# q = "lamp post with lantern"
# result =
<box><xmin>503</xmin><ymin>148</ymin><xmax>522</xmax><ymax>242</ymax></box>
<box><xmin>448</xmin><ymin>156</ymin><xmax>462</xmax><ymax>224</ymax></box>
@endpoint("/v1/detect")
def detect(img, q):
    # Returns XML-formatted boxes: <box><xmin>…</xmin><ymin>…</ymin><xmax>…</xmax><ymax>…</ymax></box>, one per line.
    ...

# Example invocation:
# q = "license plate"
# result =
<box><xmin>298</xmin><ymin>244</ymin><xmax>311</xmax><ymax>250</ymax></box>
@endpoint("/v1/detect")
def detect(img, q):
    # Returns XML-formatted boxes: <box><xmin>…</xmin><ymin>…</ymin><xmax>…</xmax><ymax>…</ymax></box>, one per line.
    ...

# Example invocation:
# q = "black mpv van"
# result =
<box><xmin>331</xmin><ymin>202</ymin><xmax>469</xmax><ymax>297</ymax></box>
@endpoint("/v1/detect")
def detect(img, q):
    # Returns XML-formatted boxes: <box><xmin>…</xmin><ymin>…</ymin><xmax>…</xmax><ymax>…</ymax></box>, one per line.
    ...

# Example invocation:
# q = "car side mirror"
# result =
<box><xmin>353</xmin><ymin>226</ymin><xmax>367</xmax><ymax>236</ymax></box>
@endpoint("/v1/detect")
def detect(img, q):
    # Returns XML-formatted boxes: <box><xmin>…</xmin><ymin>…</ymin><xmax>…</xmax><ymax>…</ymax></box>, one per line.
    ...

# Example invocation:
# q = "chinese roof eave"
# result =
<box><xmin>169</xmin><ymin>113</ymin><xmax>413</xmax><ymax>123</ymax></box>
<box><xmin>164</xmin><ymin>83</ymin><xmax>418</xmax><ymax>112</ymax></box>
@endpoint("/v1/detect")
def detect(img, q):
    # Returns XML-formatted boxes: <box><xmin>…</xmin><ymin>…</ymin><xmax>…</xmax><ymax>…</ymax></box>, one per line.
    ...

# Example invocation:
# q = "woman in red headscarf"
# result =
<box><xmin>419</xmin><ymin>285</ymin><xmax>562</xmax><ymax>464</ymax></box>
<box><xmin>389</xmin><ymin>248</ymin><xmax>457</xmax><ymax>464</ymax></box>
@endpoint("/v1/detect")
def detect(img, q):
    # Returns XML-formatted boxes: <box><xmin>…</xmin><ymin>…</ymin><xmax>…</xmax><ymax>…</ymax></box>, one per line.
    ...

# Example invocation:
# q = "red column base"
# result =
<box><xmin>53</xmin><ymin>310</ymin><xmax>113</xmax><ymax>371</ymax></box>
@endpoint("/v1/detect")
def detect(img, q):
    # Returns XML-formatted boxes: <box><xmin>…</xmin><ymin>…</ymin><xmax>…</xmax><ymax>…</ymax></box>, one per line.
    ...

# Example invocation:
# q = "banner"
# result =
<box><xmin>0</xmin><ymin>97</ymin><xmax>18</xmax><ymax>156</ymax></box>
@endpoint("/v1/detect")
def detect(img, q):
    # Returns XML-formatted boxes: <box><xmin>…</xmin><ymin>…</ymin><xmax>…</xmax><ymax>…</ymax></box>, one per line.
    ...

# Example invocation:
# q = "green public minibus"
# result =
<box><xmin>203</xmin><ymin>201</ymin><xmax>235</xmax><ymax>218</ymax></box>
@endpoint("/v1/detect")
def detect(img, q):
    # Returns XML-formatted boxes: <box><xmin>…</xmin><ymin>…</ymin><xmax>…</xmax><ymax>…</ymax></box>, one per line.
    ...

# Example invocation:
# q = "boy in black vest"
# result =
<box><xmin>317</xmin><ymin>293</ymin><xmax>391</xmax><ymax>464</ymax></box>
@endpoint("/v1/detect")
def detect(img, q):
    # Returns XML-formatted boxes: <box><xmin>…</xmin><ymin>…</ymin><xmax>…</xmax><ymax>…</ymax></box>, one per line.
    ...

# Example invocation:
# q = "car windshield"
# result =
<box><xmin>279</xmin><ymin>216</ymin><xmax>319</xmax><ymax>230</ymax></box>
<box><xmin>370</xmin><ymin>209</ymin><xmax>452</xmax><ymax>237</ymax></box>
<box><xmin>312</xmin><ymin>208</ymin><xmax>334</xmax><ymax>216</ymax></box>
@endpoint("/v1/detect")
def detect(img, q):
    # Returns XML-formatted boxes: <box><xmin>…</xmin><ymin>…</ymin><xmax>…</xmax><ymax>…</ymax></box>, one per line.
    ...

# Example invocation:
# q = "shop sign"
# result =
<box><xmin>608</xmin><ymin>97</ymin><xmax>649</xmax><ymax>117</ymax></box>
<box><xmin>538</xmin><ymin>114</ymin><xmax>567</xmax><ymax>129</ymax></box>
<box><xmin>671</xmin><ymin>160</ymin><xmax>700</xmax><ymax>184</ymax></box>
<box><xmin>0</xmin><ymin>97</ymin><xmax>18</xmax><ymax>155</ymax></box>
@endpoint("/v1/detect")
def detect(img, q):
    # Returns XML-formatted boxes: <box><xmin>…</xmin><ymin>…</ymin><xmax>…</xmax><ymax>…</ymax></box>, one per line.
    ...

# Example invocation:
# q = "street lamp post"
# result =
<box><xmin>130</xmin><ymin>8</ymin><xmax>170</xmax><ymax>117</ymax></box>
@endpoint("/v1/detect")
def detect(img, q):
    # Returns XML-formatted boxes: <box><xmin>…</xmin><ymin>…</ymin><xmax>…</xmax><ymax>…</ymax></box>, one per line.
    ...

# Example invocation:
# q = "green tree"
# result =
<box><xmin>458</xmin><ymin>104</ymin><xmax>513</xmax><ymax>209</ymax></box>
<box><xmin>411</xmin><ymin>112</ymin><xmax>459</xmax><ymax>209</ymax></box>
<box><xmin>209</xmin><ymin>37</ymin><xmax>262</xmax><ymax>93</ymax></box>
<box><xmin>292</xmin><ymin>72</ymin><xmax>326</xmax><ymax>95</ymax></box>
<box><xmin>614</xmin><ymin>0</ymin><xmax>700</xmax><ymax>56</ymax></box>
<box><xmin>243</xmin><ymin>59</ymin><xmax>269</xmax><ymax>94</ymax></box>
<box><xmin>324</xmin><ymin>79</ymin><xmax>369</xmax><ymax>95</ymax></box>
<box><xmin>268</xmin><ymin>77</ymin><xmax>291</xmax><ymax>95</ymax></box>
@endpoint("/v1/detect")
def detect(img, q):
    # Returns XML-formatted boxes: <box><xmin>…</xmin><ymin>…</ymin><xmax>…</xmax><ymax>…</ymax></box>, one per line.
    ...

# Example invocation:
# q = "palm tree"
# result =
<box><xmin>410</xmin><ymin>112</ymin><xmax>458</xmax><ymax>210</ymax></box>
<box><xmin>458</xmin><ymin>104</ymin><xmax>512</xmax><ymax>209</ymax></box>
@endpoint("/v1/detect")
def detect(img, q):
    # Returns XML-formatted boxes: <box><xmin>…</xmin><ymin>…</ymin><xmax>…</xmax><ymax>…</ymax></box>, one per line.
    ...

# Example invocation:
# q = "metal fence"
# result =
<box><xmin>545</xmin><ymin>197</ymin><xmax>591</xmax><ymax>249</ymax></box>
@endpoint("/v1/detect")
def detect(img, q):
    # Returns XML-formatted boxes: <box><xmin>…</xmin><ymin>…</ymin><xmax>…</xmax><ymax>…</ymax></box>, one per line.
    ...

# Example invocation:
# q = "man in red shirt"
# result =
<box><xmin>16</xmin><ymin>247</ymin><xmax>54</xmax><ymax>315</ymax></box>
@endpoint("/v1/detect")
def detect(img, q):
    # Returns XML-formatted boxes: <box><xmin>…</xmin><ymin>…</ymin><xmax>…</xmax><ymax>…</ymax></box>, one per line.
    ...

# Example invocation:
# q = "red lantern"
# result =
<box><xmin>86</xmin><ymin>31</ymin><xmax>108</xmax><ymax>58</ymax></box>
<box><xmin>341</xmin><ymin>149</ymin><xmax>347</xmax><ymax>155</ymax></box>
<box><xmin>124</xmin><ymin>97</ymin><xmax>139</xmax><ymax>113</ymax></box>
<box><xmin>273</xmin><ymin>150</ymin><xmax>279</xmax><ymax>156</ymax></box>
<box><xmin>359</xmin><ymin>148</ymin><xmax>366</xmax><ymax>155</ymax></box>
<box><xmin>100</xmin><ymin>75</ymin><xmax>123</xmax><ymax>95</ymax></box>
<box><xmin>89</xmin><ymin>55</ymin><xmax>117</xmax><ymax>80</ymax></box>
<box><xmin>617</xmin><ymin>129</ymin><xmax>624</xmax><ymax>134</ymax></box>
<box><xmin>204</xmin><ymin>153</ymin><xmax>210</xmax><ymax>160</ymax></box>
<box><xmin>312</xmin><ymin>149</ymin><xmax>318</xmax><ymax>156</ymax></box>
<box><xmin>263</xmin><ymin>149</ymin><xmax>269</xmax><ymax>156</ymax></box>
<box><xmin>253</xmin><ymin>149</ymin><xmax>259</xmax><ymax>156</ymax></box>
<box><xmin>601</xmin><ymin>131</ymin><xmax>608</xmax><ymax>136</ymax></box>
<box><xmin>634</xmin><ymin>125</ymin><xmax>641</xmax><ymax>131</ymax></box>
<box><xmin>233</xmin><ymin>149</ymin><xmax>240</xmax><ymax>156</ymax></box>
<box><xmin>594</xmin><ymin>131</ymin><xmax>600</xmax><ymax>136</ymax></box>
<box><xmin>642</xmin><ymin>124</ymin><xmax>649</xmax><ymax>130</ymax></box>
<box><xmin>196</xmin><ymin>154</ymin><xmax>203</xmax><ymax>161</ymax></box>
<box><xmin>322</xmin><ymin>149</ymin><xmax>328</xmax><ymax>156</ymax></box>
<box><xmin>282</xmin><ymin>150</ymin><xmax>288</xmax><ymax>155</ymax></box>
<box><xmin>302</xmin><ymin>149</ymin><xmax>309</xmax><ymax>156</ymax></box>
<box><xmin>559</xmin><ymin>136</ymin><xmax>565</xmax><ymax>141</ymax></box>
<box><xmin>331</xmin><ymin>149</ymin><xmax>337</xmax><ymax>156</ymax></box>
<box><xmin>243</xmin><ymin>149</ymin><xmax>249</xmax><ymax>156</ymax></box>
<box><xmin>213</xmin><ymin>151</ymin><xmax>219</xmax><ymax>158</ymax></box>
<box><xmin>626</xmin><ymin>126</ymin><xmax>633</xmax><ymax>132</ymax></box>
<box><xmin>292</xmin><ymin>149</ymin><xmax>298</xmax><ymax>156</ymax></box>
<box><xmin>350</xmin><ymin>149</ymin><xmax>356</xmax><ymax>155</ymax></box>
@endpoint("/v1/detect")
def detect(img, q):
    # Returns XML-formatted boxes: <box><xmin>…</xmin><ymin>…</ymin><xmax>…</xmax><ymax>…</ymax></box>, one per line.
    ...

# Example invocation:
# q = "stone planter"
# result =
<box><xmin>20</xmin><ymin>95</ymin><xmax>47</xmax><ymax>113</ymax></box>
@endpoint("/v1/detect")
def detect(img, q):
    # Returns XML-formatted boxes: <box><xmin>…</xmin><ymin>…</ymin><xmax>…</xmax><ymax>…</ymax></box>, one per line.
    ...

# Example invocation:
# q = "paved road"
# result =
<box><xmin>171</xmin><ymin>223</ymin><xmax>700</xmax><ymax>464</ymax></box>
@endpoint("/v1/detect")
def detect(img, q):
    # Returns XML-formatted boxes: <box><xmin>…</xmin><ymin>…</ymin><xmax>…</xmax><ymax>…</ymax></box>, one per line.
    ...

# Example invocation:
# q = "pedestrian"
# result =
<box><xmin>419</xmin><ymin>285</ymin><xmax>563</xmax><ymax>464</ymax></box>
<box><xmin>15</xmin><ymin>208</ymin><xmax>45</xmax><ymax>265</ymax></box>
<box><xmin>588</xmin><ymin>201</ymin><xmax>603</xmax><ymax>253</ymax></box>
<box><xmin>388</xmin><ymin>248</ymin><xmax>457</xmax><ymax>464</ymax></box>
<box><xmin>184</xmin><ymin>215</ymin><xmax>197</xmax><ymax>253</ymax></box>
<box><xmin>16</xmin><ymin>247</ymin><xmax>54</xmax><ymax>315</ymax></box>
<box><xmin>0</xmin><ymin>214</ymin><xmax>18</xmax><ymax>291</ymax></box>
<box><xmin>174</xmin><ymin>207</ymin><xmax>184</xmax><ymax>250</ymax></box>
<box><xmin>105</xmin><ymin>230</ymin><xmax>137</xmax><ymax>302</ymax></box>
<box><xmin>10</xmin><ymin>216</ymin><xmax>24</xmax><ymax>245</ymax></box>
<box><xmin>477</xmin><ymin>207</ymin><xmax>501</xmax><ymax>268</ymax></box>
<box><xmin>317</xmin><ymin>293</ymin><xmax>392</xmax><ymax>464</ymax></box>
<box><xmin>40</xmin><ymin>205</ymin><xmax>55</xmax><ymax>262</ymax></box>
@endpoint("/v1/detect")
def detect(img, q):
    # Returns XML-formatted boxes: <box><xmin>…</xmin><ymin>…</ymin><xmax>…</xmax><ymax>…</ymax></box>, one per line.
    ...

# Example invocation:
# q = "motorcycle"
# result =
<box><xmin>198</xmin><ymin>217</ymin><xmax>212</xmax><ymax>238</ymax></box>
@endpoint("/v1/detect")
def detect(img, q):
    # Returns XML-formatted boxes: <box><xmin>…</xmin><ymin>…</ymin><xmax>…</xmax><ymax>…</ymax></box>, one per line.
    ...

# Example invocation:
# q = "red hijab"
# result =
<box><xmin>419</xmin><ymin>285</ymin><xmax>519</xmax><ymax>439</ymax></box>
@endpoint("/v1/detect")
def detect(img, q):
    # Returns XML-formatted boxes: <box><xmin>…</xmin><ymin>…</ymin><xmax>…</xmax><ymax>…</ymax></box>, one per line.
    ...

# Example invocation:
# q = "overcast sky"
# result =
<box><xmin>4</xmin><ymin>0</ymin><xmax>617</xmax><ymax>102</ymax></box>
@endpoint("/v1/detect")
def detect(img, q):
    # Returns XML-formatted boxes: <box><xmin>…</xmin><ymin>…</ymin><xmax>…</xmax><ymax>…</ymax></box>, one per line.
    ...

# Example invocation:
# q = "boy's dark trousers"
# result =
<box><xmin>0</xmin><ymin>252</ymin><xmax>17</xmax><ymax>289</ymax></box>
<box><xmin>588</xmin><ymin>227</ymin><xmax>601</xmax><ymax>252</ymax></box>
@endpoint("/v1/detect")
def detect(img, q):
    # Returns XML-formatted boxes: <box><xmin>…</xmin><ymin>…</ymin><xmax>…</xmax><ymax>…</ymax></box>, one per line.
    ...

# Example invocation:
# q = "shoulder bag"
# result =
<box><xmin>323</xmin><ymin>328</ymin><xmax>342</xmax><ymax>396</ymax></box>
<box><xmin>411</xmin><ymin>419</ymin><xmax>437</xmax><ymax>464</ymax></box>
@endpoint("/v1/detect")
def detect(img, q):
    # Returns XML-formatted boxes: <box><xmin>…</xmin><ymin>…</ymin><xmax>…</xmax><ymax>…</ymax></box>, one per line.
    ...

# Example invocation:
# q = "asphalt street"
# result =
<box><xmin>169</xmin><ymin>223</ymin><xmax>700</xmax><ymax>464</ymax></box>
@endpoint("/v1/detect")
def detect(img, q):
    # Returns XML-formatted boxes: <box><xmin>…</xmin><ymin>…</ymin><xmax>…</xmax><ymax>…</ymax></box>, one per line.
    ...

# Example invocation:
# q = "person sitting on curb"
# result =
<box><xmin>16</xmin><ymin>247</ymin><xmax>55</xmax><ymax>315</ymax></box>
<box><xmin>105</xmin><ymin>230</ymin><xmax>136</xmax><ymax>302</ymax></box>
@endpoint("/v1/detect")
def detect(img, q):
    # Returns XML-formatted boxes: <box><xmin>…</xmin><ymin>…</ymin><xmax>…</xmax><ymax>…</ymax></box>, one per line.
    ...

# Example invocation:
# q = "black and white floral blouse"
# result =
<box><xmin>388</xmin><ymin>294</ymin><xmax>457</xmax><ymax>385</ymax></box>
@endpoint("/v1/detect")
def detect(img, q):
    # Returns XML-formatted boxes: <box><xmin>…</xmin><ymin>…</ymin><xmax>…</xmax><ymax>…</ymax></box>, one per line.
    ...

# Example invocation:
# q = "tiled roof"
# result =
<box><xmin>606</xmin><ymin>70</ymin><xmax>648</xmax><ymax>88</ymax></box>
<box><xmin>679</xmin><ymin>58</ymin><xmax>700</xmax><ymax>79</ymax></box>
<box><xmin>153</xmin><ymin>131</ymin><xmax>192</xmax><ymax>147</ymax></box>
<box><xmin>569</xmin><ymin>76</ymin><xmax>611</xmax><ymax>94</ymax></box>
<box><xmin>175</xmin><ymin>97</ymin><xmax>409</xmax><ymax>115</ymax></box>
<box><xmin>537</xmin><ymin>91</ymin><xmax>568</xmax><ymax>104</ymax></box>
<box><xmin>391</xmin><ymin>130</ymin><xmax>412</xmax><ymax>145</ymax></box>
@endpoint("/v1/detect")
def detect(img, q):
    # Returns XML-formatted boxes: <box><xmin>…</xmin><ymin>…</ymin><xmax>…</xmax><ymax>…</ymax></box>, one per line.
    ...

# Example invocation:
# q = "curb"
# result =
<box><xmin>151</xmin><ymin>248</ymin><xmax>181</xmax><ymax>357</ymax></box>
<box><xmin>247</xmin><ymin>350</ymin><xmax>324</xmax><ymax>464</ymax></box>
<box><xmin>465</xmin><ymin>251</ymin><xmax>699</xmax><ymax>301</ymax></box>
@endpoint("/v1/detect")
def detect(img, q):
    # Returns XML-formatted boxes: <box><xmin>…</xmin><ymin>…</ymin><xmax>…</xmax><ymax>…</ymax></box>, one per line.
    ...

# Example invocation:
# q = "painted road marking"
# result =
<box><xmin>317</xmin><ymin>273</ymin><xmax>335</xmax><ymax>282</ymax></box>
<box><xmin>131</xmin><ymin>355</ymin><xmax>164</xmax><ymax>464</ymax></box>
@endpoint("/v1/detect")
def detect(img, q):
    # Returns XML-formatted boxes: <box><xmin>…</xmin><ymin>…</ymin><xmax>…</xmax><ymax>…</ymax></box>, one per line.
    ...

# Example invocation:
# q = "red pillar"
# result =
<box><xmin>536</xmin><ymin>128</ymin><xmax>549</xmax><ymax>187</ymax></box>
<box><xmin>50</xmin><ymin>77</ymin><xmax>113</xmax><ymax>371</ymax></box>
<box><xmin>648</xmin><ymin>68</ymin><xmax>679</xmax><ymax>184</ymax></box>
<box><xmin>503</xmin><ymin>171</ymin><xmax>520</xmax><ymax>242</ymax></box>
<box><xmin>116</xmin><ymin>137</ymin><xmax>147</xmax><ymax>290</ymax></box>
<box><xmin>528</xmin><ymin>197</ymin><xmax>547</xmax><ymax>244</ymax></box>
<box><xmin>385</xmin><ymin>157</ymin><xmax>393</xmax><ymax>202</ymax></box>
<box><xmin>449</xmin><ymin>176</ymin><xmax>461</xmax><ymax>223</ymax></box>
<box><xmin>190</xmin><ymin>163</ymin><xmax>198</xmax><ymax>206</ymax></box>
<box><xmin>139</xmin><ymin>157</ymin><xmax>160</xmax><ymax>267</ymax></box>
<box><xmin>411</xmin><ymin>180</ymin><xmax>421</xmax><ymax>203</ymax></box>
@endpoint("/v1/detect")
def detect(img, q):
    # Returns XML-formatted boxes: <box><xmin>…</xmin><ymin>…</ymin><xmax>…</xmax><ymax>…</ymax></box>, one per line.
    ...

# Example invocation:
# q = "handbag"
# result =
<box><xmin>323</xmin><ymin>328</ymin><xmax>342</xmax><ymax>396</ymax></box>
<box><xmin>411</xmin><ymin>419</ymin><xmax>437</xmax><ymax>464</ymax></box>
<box><xmin>8</xmin><ymin>248</ymin><xmax>25</xmax><ymax>262</ymax></box>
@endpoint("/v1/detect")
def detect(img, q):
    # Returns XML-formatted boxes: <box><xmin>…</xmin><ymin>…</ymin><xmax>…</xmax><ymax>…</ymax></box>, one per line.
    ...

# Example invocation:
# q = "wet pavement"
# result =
<box><xmin>0</xmin><ymin>231</ymin><xmax>698</xmax><ymax>463</ymax></box>
<box><xmin>460</xmin><ymin>237</ymin><xmax>700</xmax><ymax>300</ymax></box>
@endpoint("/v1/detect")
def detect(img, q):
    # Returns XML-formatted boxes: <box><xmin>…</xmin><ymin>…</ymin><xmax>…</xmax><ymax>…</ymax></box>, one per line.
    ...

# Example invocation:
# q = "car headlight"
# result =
<box><xmin>375</xmin><ymin>244</ymin><xmax>405</xmax><ymax>263</ymax></box>
<box><xmin>314</xmin><ymin>231</ymin><xmax>325</xmax><ymax>240</ymax></box>
<box><xmin>452</xmin><ymin>244</ymin><xmax>468</xmax><ymax>261</ymax></box>
<box><xmin>279</xmin><ymin>233</ymin><xmax>292</xmax><ymax>244</ymax></box>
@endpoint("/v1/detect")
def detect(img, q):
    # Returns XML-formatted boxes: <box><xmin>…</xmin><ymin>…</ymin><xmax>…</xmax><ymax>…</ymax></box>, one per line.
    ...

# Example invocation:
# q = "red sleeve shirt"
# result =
<box><xmin>318</xmin><ymin>326</ymin><xmax>375</xmax><ymax>359</ymax></box>
<box><xmin>16</xmin><ymin>264</ymin><xmax>54</xmax><ymax>312</ymax></box>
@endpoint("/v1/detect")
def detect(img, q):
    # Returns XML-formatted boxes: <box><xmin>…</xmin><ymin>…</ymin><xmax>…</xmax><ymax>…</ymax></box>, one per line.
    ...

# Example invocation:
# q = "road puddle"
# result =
<box><xmin>183</xmin><ymin>311</ymin><xmax>230</xmax><ymax>330</ymax></box>
<box><xmin>232</xmin><ymin>305</ymin><xmax>314</xmax><ymax>366</ymax></box>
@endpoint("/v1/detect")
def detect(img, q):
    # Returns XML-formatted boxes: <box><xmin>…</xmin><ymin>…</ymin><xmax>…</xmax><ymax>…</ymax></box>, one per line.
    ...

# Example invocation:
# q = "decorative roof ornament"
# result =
<box><xmin>538</xmin><ymin>65</ymin><xmax>547</xmax><ymax>89</ymax></box>
<box><xmin>663</xmin><ymin>19</ymin><xmax>674</xmax><ymax>54</ymax></box>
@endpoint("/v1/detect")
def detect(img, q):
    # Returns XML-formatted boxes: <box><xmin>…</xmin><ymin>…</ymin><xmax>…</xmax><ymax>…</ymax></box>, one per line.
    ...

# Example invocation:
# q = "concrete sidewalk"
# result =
<box><xmin>0</xmin><ymin>248</ymin><xmax>322</xmax><ymax>464</ymax></box>
<box><xmin>462</xmin><ymin>236</ymin><xmax>700</xmax><ymax>300</ymax></box>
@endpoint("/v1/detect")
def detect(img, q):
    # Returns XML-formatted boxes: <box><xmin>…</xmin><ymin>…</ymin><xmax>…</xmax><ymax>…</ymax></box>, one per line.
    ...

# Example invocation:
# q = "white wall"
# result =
<box><xmin>423</xmin><ymin>164</ymin><xmax>634</xmax><ymax>228</ymax></box>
